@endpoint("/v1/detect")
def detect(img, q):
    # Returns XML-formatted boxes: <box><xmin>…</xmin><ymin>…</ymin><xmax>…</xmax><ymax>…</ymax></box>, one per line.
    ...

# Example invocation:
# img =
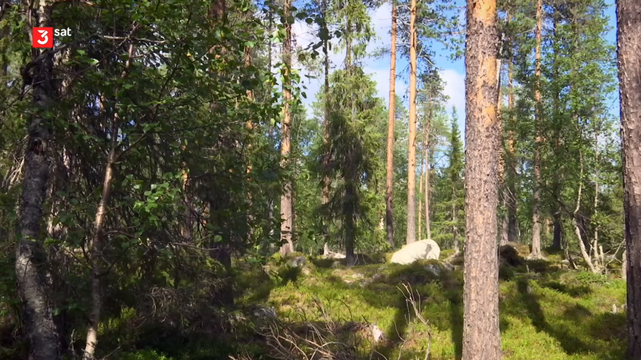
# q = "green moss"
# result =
<box><xmin>109</xmin><ymin>254</ymin><xmax>627</xmax><ymax>360</ymax></box>
<box><xmin>259</xmin><ymin>256</ymin><xmax>626</xmax><ymax>360</ymax></box>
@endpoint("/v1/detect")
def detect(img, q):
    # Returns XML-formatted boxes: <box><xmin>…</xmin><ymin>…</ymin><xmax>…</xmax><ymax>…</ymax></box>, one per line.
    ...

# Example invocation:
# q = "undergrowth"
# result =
<box><xmin>96</xmin><ymin>252</ymin><xmax>626</xmax><ymax>360</ymax></box>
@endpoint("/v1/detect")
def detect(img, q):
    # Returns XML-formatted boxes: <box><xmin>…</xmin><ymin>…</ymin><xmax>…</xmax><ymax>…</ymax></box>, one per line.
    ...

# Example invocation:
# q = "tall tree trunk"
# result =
<box><xmin>550</xmin><ymin>8</ymin><xmax>562</xmax><ymax>251</ymax></box>
<box><xmin>279</xmin><ymin>0</ymin><xmax>294</xmax><ymax>255</ymax></box>
<box><xmin>16</xmin><ymin>2</ymin><xmax>60</xmax><ymax>359</ymax></box>
<box><xmin>321</xmin><ymin>0</ymin><xmax>330</xmax><ymax>250</ymax></box>
<box><xmin>405</xmin><ymin>0</ymin><xmax>417</xmax><ymax>245</ymax></box>
<box><xmin>385</xmin><ymin>0</ymin><xmax>398</xmax><ymax>249</ymax></box>
<box><xmin>424</xmin><ymin>108</ymin><xmax>431</xmax><ymax>240</ymax></box>
<box><xmin>265</xmin><ymin>0</ymin><xmax>276</xmax><ymax>252</ymax></box>
<box><xmin>83</xmin><ymin>43</ymin><xmax>134</xmax><ymax>360</ymax></box>
<box><xmin>462</xmin><ymin>0</ymin><xmax>502</xmax><ymax>358</ymax></box>
<box><xmin>83</xmin><ymin>125</ymin><xmax>117</xmax><ymax>360</ymax></box>
<box><xmin>418</xmin><ymin>170</ymin><xmax>423</xmax><ymax>240</ymax></box>
<box><xmin>616</xmin><ymin>1</ymin><xmax>641</xmax><ymax>356</ymax></box>
<box><xmin>592</xmin><ymin>126</ymin><xmax>600</xmax><ymax>268</ymax></box>
<box><xmin>506</xmin><ymin>57</ymin><xmax>518</xmax><ymax>243</ymax></box>
<box><xmin>530</xmin><ymin>0</ymin><xmax>543</xmax><ymax>259</ymax></box>
<box><xmin>497</xmin><ymin>55</ymin><xmax>508</xmax><ymax>247</ymax></box>
<box><xmin>424</xmin><ymin>158</ymin><xmax>430</xmax><ymax>240</ymax></box>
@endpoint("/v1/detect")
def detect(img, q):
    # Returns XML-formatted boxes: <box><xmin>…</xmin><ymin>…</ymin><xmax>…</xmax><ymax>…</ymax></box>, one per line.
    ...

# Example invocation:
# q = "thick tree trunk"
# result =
<box><xmin>15</xmin><ymin>2</ymin><xmax>60</xmax><ymax>359</ymax></box>
<box><xmin>385</xmin><ymin>1</ymin><xmax>397</xmax><ymax>249</ymax></box>
<box><xmin>616</xmin><ymin>1</ymin><xmax>641</xmax><ymax>357</ymax></box>
<box><xmin>530</xmin><ymin>0</ymin><xmax>544</xmax><ymax>259</ymax></box>
<box><xmin>279</xmin><ymin>0</ymin><xmax>294</xmax><ymax>255</ymax></box>
<box><xmin>462</xmin><ymin>0</ymin><xmax>501</xmax><ymax>358</ymax></box>
<box><xmin>549</xmin><ymin>9</ymin><xmax>562</xmax><ymax>252</ymax></box>
<box><xmin>405</xmin><ymin>0</ymin><xmax>417</xmax><ymax>245</ymax></box>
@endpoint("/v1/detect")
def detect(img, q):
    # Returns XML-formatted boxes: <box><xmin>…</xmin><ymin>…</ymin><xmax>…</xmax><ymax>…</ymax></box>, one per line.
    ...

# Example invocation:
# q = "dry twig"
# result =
<box><xmin>397</xmin><ymin>283</ymin><xmax>432</xmax><ymax>360</ymax></box>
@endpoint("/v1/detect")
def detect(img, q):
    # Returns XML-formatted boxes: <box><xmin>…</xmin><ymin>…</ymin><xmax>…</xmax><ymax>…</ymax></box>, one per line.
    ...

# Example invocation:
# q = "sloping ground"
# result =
<box><xmin>250</xmin><ymin>256</ymin><xmax>626</xmax><ymax>360</ymax></box>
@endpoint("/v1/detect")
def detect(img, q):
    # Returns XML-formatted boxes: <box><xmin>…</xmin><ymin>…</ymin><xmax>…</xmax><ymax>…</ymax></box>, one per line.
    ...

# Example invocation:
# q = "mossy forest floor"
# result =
<box><xmin>118</xmin><ymin>248</ymin><xmax>627</xmax><ymax>360</ymax></box>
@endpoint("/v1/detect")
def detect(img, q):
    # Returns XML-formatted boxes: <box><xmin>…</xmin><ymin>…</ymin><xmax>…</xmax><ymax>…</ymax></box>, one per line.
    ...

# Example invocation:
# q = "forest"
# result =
<box><xmin>0</xmin><ymin>0</ymin><xmax>640</xmax><ymax>359</ymax></box>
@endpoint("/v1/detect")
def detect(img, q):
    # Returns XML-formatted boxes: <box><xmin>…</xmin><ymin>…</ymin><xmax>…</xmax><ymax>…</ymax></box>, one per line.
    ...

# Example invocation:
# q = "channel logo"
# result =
<box><xmin>32</xmin><ymin>27</ymin><xmax>53</xmax><ymax>48</ymax></box>
<box><xmin>32</xmin><ymin>27</ymin><xmax>72</xmax><ymax>48</ymax></box>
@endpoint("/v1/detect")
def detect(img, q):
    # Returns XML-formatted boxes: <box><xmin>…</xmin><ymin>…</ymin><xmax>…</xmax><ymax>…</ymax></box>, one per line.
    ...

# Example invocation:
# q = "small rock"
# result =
<box><xmin>361</xmin><ymin>273</ymin><xmax>384</xmax><ymax>287</ymax></box>
<box><xmin>288</xmin><ymin>256</ymin><xmax>306</xmax><ymax>268</ymax></box>
<box><xmin>344</xmin><ymin>273</ymin><xmax>364</xmax><ymax>284</ymax></box>
<box><xmin>324</xmin><ymin>251</ymin><xmax>346</xmax><ymax>259</ymax></box>
<box><xmin>252</xmin><ymin>306</ymin><xmax>277</xmax><ymax>319</ymax></box>
<box><xmin>425</xmin><ymin>263</ymin><xmax>443</xmax><ymax>277</ymax></box>
<box><xmin>369</xmin><ymin>323</ymin><xmax>384</xmax><ymax>343</ymax></box>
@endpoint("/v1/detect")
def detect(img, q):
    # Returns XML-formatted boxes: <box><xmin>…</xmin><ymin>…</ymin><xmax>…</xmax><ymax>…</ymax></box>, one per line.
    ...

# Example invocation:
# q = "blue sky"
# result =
<box><xmin>294</xmin><ymin>0</ymin><xmax>618</xmax><ymax>134</ymax></box>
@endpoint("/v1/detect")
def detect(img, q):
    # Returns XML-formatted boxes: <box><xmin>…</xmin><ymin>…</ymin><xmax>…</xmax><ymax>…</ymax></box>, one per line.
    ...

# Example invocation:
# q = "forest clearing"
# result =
<box><xmin>0</xmin><ymin>0</ymin><xmax>640</xmax><ymax>359</ymax></box>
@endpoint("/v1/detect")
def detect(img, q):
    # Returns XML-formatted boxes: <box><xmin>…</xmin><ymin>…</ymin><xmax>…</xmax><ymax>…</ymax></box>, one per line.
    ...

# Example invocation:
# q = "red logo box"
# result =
<box><xmin>32</xmin><ymin>27</ymin><xmax>53</xmax><ymax>48</ymax></box>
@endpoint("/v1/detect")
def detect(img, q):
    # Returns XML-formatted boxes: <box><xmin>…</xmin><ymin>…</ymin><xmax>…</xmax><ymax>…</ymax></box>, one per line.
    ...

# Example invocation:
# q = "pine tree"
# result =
<box><xmin>462</xmin><ymin>0</ymin><xmax>502</xmax><ymax>357</ymax></box>
<box><xmin>406</xmin><ymin>0</ymin><xmax>418</xmax><ymax>245</ymax></box>
<box><xmin>385</xmin><ymin>0</ymin><xmax>398</xmax><ymax>248</ymax></box>
<box><xmin>616</xmin><ymin>0</ymin><xmax>641</xmax><ymax>356</ymax></box>
<box><xmin>319</xmin><ymin>68</ymin><xmax>385</xmax><ymax>265</ymax></box>
<box><xmin>530</xmin><ymin>0</ymin><xmax>544</xmax><ymax>259</ymax></box>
